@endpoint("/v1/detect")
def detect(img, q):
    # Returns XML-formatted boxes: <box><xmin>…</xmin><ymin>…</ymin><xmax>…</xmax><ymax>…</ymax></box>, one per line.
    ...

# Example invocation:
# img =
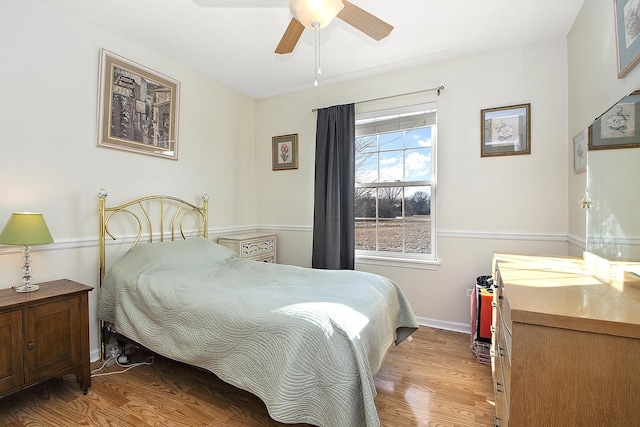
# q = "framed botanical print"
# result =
<box><xmin>481</xmin><ymin>103</ymin><xmax>531</xmax><ymax>157</ymax></box>
<box><xmin>615</xmin><ymin>0</ymin><xmax>640</xmax><ymax>78</ymax></box>
<box><xmin>573</xmin><ymin>129</ymin><xmax>587</xmax><ymax>173</ymax></box>
<box><xmin>589</xmin><ymin>93</ymin><xmax>640</xmax><ymax>150</ymax></box>
<box><xmin>272</xmin><ymin>134</ymin><xmax>298</xmax><ymax>170</ymax></box>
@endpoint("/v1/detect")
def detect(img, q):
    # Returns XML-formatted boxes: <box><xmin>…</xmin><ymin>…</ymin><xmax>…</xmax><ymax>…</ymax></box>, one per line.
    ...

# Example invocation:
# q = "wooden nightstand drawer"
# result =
<box><xmin>218</xmin><ymin>232</ymin><xmax>277</xmax><ymax>263</ymax></box>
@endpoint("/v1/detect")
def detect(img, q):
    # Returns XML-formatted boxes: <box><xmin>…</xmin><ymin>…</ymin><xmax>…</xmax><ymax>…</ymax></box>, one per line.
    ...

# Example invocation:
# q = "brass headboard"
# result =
<box><xmin>98</xmin><ymin>188</ymin><xmax>208</xmax><ymax>287</ymax></box>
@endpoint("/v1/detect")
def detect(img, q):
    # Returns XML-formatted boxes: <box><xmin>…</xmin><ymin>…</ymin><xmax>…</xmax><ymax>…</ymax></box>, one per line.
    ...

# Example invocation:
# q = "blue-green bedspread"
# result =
<box><xmin>98</xmin><ymin>238</ymin><xmax>418</xmax><ymax>427</ymax></box>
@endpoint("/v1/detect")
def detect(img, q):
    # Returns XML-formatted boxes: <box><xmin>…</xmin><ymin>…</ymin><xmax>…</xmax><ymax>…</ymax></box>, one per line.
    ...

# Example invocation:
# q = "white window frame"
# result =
<box><xmin>354</xmin><ymin>100</ymin><xmax>438</xmax><ymax>269</ymax></box>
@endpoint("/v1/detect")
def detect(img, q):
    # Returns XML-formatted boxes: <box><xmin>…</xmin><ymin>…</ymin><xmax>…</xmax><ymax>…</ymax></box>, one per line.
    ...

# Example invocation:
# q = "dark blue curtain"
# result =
<box><xmin>312</xmin><ymin>103</ymin><xmax>355</xmax><ymax>270</ymax></box>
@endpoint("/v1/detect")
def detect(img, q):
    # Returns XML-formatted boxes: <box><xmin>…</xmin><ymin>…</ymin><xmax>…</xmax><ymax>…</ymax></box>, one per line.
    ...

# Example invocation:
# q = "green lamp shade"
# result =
<box><xmin>0</xmin><ymin>213</ymin><xmax>54</xmax><ymax>246</ymax></box>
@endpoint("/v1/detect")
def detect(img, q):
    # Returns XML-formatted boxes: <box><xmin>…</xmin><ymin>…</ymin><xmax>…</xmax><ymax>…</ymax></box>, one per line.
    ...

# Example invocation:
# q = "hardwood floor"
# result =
<box><xmin>0</xmin><ymin>327</ymin><xmax>495</xmax><ymax>426</ymax></box>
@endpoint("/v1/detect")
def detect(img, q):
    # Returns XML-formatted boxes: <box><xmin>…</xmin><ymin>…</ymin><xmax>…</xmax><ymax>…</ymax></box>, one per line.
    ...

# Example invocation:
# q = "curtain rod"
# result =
<box><xmin>311</xmin><ymin>85</ymin><xmax>444</xmax><ymax>112</ymax></box>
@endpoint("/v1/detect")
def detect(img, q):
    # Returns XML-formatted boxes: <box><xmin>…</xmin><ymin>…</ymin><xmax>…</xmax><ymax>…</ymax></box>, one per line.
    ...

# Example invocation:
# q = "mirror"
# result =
<box><xmin>586</xmin><ymin>89</ymin><xmax>640</xmax><ymax>262</ymax></box>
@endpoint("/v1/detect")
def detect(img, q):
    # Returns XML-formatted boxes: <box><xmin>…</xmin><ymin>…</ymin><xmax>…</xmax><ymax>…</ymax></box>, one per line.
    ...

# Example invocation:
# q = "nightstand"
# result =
<box><xmin>0</xmin><ymin>279</ymin><xmax>93</xmax><ymax>397</ymax></box>
<box><xmin>218</xmin><ymin>231</ymin><xmax>277</xmax><ymax>263</ymax></box>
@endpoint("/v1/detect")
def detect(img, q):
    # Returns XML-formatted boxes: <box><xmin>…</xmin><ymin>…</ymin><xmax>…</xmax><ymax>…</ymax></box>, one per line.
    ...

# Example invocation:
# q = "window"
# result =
<box><xmin>354</xmin><ymin>103</ymin><xmax>436</xmax><ymax>261</ymax></box>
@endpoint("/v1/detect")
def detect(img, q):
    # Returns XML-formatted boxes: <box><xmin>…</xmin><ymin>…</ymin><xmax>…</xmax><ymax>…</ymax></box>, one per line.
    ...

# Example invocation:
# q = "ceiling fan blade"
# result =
<box><xmin>337</xmin><ymin>1</ymin><xmax>393</xmax><ymax>41</ymax></box>
<box><xmin>275</xmin><ymin>18</ymin><xmax>305</xmax><ymax>54</ymax></box>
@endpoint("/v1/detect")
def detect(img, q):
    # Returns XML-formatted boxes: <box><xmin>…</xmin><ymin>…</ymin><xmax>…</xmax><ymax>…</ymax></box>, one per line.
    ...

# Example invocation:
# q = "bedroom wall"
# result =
<box><xmin>0</xmin><ymin>1</ymin><xmax>590</xmax><ymax>360</ymax></box>
<box><xmin>0</xmin><ymin>0</ymin><xmax>258</xmax><ymax>359</ymax></box>
<box><xmin>256</xmin><ymin>39</ymin><xmax>570</xmax><ymax>331</ymax></box>
<box><xmin>567</xmin><ymin>0</ymin><xmax>640</xmax><ymax>257</ymax></box>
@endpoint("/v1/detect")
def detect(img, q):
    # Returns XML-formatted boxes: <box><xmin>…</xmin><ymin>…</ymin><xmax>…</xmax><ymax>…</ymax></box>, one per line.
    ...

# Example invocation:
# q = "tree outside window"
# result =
<box><xmin>355</xmin><ymin>108</ymin><xmax>436</xmax><ymax>258</ymax></box>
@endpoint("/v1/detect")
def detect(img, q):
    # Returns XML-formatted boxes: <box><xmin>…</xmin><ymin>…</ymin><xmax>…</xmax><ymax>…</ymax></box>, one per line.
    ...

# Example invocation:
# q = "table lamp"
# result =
<box><xmin>0</xmin><ymin>212</ymin><xmax>54</xmax><ymax>292</ymax></box>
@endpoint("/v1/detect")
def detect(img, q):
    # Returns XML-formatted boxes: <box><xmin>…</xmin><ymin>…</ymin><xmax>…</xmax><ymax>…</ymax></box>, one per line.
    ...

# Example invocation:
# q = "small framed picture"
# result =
<box><xmin>481</xmin><ymin>103</ymin><xmax>531</xmax><ymax>157</ymax></box>
<box><xmin>573</xmin><ymin>129</ymin><xmax>587</xmax><ymax>173</ymax></box>
<box><xmin>588</xmin><ymin>93</ymin><xmax>640</xmax><ymax>150</ymax></box>
<box><xmin>615</xmin><ymin>0</ymin><xmax>640</xmax><ymax>78</ymax></box>
<box><xmin>272</xmin><ymin>134</ymin><xmax>298</xmax><ymax>170</ymax></box>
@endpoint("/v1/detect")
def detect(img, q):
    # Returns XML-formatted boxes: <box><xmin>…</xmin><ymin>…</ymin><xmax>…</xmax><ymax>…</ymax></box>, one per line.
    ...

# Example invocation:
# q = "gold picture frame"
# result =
<box><xmin>588</xmin><ymin>93</ymin><xmax>640</xmax><ymax>150</ymax></box>
<box><xmin>97</xmin><ymin>49</ymin><xmax>180</xmax><ymax>160</ymax></box>
<box><xmin>573</xmin><ymin>129</ymin><xmax>587</xmax><ymax>173</ymax></box>
<box><xmin>272</xmin><ymin>134</ymin><xmax>298</xmax><ymax>170</ymax></box>
<box><xmin>481</xmin><ymin>103</ymin><xmax>531</xmax><ymax>157</ymax></box>
<box><xmin>615</xmin><ymin>0</ymin><xmax>640</xmax><ymax>78</ymax></box>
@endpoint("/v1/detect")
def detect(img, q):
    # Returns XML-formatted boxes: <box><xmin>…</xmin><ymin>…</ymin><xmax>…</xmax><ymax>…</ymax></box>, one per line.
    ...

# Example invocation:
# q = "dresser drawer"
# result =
<box><xmin>500</xmin><ymin>291</ymin><xmax>512</xmax><ymax>334</ymax></box>
<box><xmin>500</xmin><ymin>301</ymin><xmax>513</xmax><ymax>365</ymax></box>
<box><xmin>240</xmin><ymin>237</ymin><xmax>275</xmax><ymax>258</ymax></box>
<box><xmin>492</xmin><ymin>265</ymin><xmax>511</xmax><ymax>426</ymax></box>
<box><xmin>256</xmin><ymin>253</ymin><xmax>276</xmax><ymax>263</ymax></box>
<box><xmin>493</xmin><ymin>311</ymin><xmax>510</xmax><ymax>426</ymax></box>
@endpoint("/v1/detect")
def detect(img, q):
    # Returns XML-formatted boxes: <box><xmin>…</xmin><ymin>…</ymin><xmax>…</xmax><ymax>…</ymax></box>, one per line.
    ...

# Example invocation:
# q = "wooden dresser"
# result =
<box><xmin>218</xmin><ymin>231</ymin><xmax>276</xmax><ymax>263</ymax></box>
<box><xmin>491</xmin><ymin>254</ymin><xmax>640</xmax><ymax>426</ymax></box>
<box><xmin>0</xmin><ymin>279</ymin><xmax>93</xmax><ymax>398</ymax></box>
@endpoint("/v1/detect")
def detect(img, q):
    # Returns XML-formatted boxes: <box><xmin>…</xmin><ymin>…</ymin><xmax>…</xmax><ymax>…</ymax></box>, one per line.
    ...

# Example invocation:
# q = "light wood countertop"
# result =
<box><xmin>494</xmin><ymin>253</ymin><xmax>640</xmax><ymax>339</ymax></box>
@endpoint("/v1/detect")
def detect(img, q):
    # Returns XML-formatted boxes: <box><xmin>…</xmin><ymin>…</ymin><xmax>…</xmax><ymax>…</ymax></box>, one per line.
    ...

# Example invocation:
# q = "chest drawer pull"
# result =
<box><xmin>27</xmin><ymin>342</ymin><xmax>35</xmax><ymax>350</ymax></box>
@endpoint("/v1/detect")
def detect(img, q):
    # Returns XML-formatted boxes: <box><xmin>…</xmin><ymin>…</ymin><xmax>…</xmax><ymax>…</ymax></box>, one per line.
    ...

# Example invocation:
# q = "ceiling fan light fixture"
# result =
<box><xmin>289</xmin><ymin>0</ymin><xmax>344</xmax><ymax>29</ymax></box>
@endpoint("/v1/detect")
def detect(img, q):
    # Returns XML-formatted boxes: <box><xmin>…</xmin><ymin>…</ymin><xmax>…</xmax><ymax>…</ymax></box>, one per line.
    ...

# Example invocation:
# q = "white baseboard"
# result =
<box><xmin>415</xmin><ymin>316</ymin><xmax>471</xmax><ymax>335</ymax></box>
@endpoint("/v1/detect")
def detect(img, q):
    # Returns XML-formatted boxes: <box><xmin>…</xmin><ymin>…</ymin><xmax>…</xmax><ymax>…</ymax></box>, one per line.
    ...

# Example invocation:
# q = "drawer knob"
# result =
<box><xmin>27</xmin><ymin>342</ymin><xmax>36</xmax><ymax>350</ymax></box>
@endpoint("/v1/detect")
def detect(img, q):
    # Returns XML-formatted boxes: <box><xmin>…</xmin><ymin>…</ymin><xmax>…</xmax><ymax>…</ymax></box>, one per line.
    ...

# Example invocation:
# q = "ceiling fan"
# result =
<box><xmin>193</xmin><ymin>0</ymin><xmax>393</xmax><ymax>54</ymax></box>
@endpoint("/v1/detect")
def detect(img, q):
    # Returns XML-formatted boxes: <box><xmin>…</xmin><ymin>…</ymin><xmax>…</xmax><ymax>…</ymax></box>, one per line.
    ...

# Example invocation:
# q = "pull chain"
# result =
<box><xmin>313</xmin><ymin>21</ymin><xmax>320</xmax><ymax>86</ymax></box>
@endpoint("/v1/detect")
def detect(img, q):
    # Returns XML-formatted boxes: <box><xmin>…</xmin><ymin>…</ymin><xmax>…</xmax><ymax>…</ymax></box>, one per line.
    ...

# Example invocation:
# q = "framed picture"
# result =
<box><xmin>573</xmin><ymin>129</ymin><xmax>587</xmax><ymax>173</ymax></box>
<box><xmin>615</xmin><ymin>0</ymin><xmax>640</xmax><ymax>78</ymax></box>
<box><xmin>272</xmin><ymin>134</ymin><xmax>298</xmax><ymax>170</ymax></box>
<box><xmin>97</xmin><ymin>49</ymin><xmax>180</xmax><ymax>160</ymax></box>
<box><xmin>481</xmin><ymin>103</ymin><xmax>531</xmax><ymax>157</ymax></box>
<box><xmin>588</xmin><ymin>93</ymin><xmax>640</xmax><ymax>150</ymax></box>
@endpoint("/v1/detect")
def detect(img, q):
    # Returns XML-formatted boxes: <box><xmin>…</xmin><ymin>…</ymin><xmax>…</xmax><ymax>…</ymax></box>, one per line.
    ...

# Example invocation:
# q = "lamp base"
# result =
<box><xmin>14</xmin><ymin>284</ymin><xmax>39</xmax><ymax>293</ymax></box>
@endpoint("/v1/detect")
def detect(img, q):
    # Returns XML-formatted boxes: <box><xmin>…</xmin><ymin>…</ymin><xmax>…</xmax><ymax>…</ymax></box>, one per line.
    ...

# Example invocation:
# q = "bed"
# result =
<box><xmin>96</xmin><ymin>190</ymin><xmax>419</xmax><ymax>427</ymax></box>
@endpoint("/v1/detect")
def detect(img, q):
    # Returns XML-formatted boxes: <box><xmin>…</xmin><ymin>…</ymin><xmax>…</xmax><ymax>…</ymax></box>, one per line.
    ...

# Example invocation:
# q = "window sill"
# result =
<box><xmin>355</xmin><ymin>253</ymin><xmax>440</xmax><ymax>270</ymax></box>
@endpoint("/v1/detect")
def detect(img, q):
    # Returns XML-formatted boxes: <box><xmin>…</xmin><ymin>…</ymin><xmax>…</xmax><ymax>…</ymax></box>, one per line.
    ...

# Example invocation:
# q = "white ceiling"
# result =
<box><xmin>41</xmin><ymin>0</ymin><xmax>585</xmax><ymax>99</ymax></box>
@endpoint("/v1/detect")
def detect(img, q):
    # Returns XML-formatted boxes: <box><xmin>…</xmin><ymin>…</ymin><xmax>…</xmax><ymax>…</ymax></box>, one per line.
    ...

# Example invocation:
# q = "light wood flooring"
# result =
<box><xmin>0</xmin><ymin>327</ymin><xmax>495</xmax><ymax>426</ymax></box>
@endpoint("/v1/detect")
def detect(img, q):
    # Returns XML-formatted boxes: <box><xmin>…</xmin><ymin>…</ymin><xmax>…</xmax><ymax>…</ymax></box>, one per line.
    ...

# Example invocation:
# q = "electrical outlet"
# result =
<box><xmin>104</xmin><ymin>343</ymin><xmax>121</xmax><ymax>367</ymax></box>
<box><xmin>105</xmin><ymin>344</ymin><xmax>119</xmax><ymax>356</ymax></box>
